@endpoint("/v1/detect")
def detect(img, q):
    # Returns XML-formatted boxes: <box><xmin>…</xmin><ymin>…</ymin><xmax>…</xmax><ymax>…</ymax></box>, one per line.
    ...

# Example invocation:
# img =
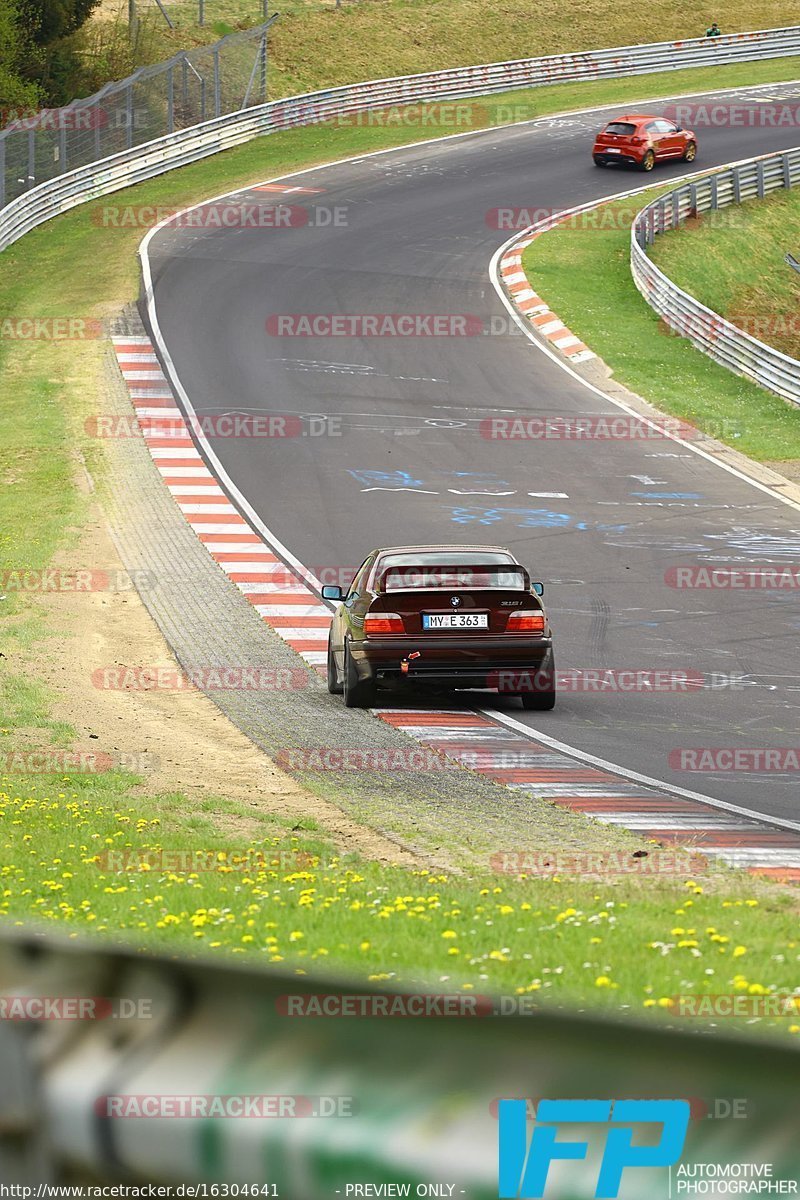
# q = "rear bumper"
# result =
<box><xmin>350</xmin><ymin>636</ymin><xmax>553</xmax><ymax>689</ymax></box>
<box><xmin>593</xmin><ymin>149</ymin><xmax>642</xmax><ymax>166</ymax></box>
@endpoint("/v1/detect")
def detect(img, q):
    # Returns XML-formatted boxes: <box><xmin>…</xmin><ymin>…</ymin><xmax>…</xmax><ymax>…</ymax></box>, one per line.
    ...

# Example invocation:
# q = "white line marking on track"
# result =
<box><xmin>481</xmin><ymin>707</ymin><xmax>800</xmax><ymax>834</ymax></box>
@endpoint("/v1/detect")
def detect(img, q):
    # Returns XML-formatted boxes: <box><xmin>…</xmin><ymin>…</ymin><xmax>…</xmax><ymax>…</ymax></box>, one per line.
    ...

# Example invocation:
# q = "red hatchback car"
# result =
<box><xmin>592</xmin><ymin>114</ymin><xmax>697</xmax><ymax>171</ymax></box>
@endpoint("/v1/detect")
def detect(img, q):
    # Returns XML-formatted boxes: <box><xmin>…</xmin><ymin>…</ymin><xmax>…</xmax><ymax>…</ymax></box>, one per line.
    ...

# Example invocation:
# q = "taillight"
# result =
<box><xmin>630</xmin><ymin>136</ymin><xmax>645</xmax><ymax>144</ymax></box>
<box><xmin>506</xmin><ymin>610</ymin><xmax>545</xmax><ymax>634</ymax></box>
<box><xmin>364</xmin><ymin>613</ymin><xmax>405</xmax><ymax>635</ymax></box>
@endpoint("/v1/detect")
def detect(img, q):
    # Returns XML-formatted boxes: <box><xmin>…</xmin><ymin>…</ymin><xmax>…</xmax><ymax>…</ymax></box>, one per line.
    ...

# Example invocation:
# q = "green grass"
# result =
<box><xmin>126</xmin><ymin>0</ymin><xmax>800</xmax><ymax>101</ymax></box>
<box><xmin>522</xmin><ymin>182</ymin><xmax>800</xmax><ymax>462</ymax></box>
<box><xmin>1</xmin><ymin>780</ymin><xmax>799</xmax><ymax>1031</ymax></box>
<box><xmin>651</xmin><ymin>185</ymin><xmax>800</xmax><ymax>361</ymax></box>
<box><xmin>3</xmin><ymin>67</ymin><xmax>800</xmax><ymax>1024</ymax></box>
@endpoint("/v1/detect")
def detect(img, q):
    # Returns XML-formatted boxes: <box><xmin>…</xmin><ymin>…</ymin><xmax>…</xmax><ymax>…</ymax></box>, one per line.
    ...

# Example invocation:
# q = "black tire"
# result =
<box><xmin>521</xmin><ymin>688</ymin><xmax>556</xmax><ymax>711</ymax></box>
<box><xmin>593</xmin><ymin>156</ymin><xmax>605</xmax><ymax>167</ymax></box>
<box><xmin>343</xmin><ymin>644</ymin><xmax>377</xmax><ymax>708</ymax></box>
<box><xmin>639</xmin><ymin>149</ymin><xmax>656</xmax><ymax>172</ymax></box>
<box><xmin>326</xmin><ymin>635</ymin><xmax>343</xmax><ymax>694</ymax></box>
<box><xmin>683</xmin><ymin>140</ymin><xmax>697</xmax><ymax>163</ymax></box>
<box><xmin>518</xmin><ymin>653</ymin><xmax>556</xmax><ymax>711</ymax></box>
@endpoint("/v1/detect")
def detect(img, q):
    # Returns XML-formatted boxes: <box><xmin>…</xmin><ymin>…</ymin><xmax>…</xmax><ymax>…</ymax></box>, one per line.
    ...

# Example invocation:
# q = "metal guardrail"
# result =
<box><xmin>631</xmin><ymin>149</ymin><xmax>800</xmax><ymax>405</ymax></box>
<box><xmin>2</xmin><ymin>25</ymin><xmax>800</xmax><ymax>250</ymax></box>
<box><xmin>1</xmin><ymin>926</ymin><xmax>799</xmax><ymax>1190</ymax></box>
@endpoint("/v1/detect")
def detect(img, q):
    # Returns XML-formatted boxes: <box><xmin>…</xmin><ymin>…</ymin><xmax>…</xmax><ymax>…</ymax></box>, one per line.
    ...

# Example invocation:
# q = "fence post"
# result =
<box><xmin>0</xmin><ymin>137</ymin><xmax>5</xmax><ymax>209</ymax></box>
<box><xmin>27</xmin><ymin>129</ymin><xmax>35</xmax><ymax>189</ymax></box>
<box><xmin>58</xmin><ymin>123</ymin><xmax>67</xmax><ymax>174</ymax></box>
<box><xmin>214</xmin><ymin>48</ymin><xmax>221</xmax><ymax>117</ymax></box>
<box><xmin>199</xmin><ymin>0</ymin><xmax>204</xmax><ymax>24</ymax></box>
<box><xmin>126</xmin><ymin>83</ymin><xmax>134</xmax><ymax>149</ymax></box>
<box><xmin>260</xmin><ymin>31</ymin><xmax>267</xmax><ymax>101</ymax></box>
<box><xmin>167</xmin><ymin>65</ymin><xmax>174</xmax><ymax>133</ymax></box>
<box><xmin>94</xmin><ymin>101</ymin><xmax>102</xmax><ymax>159</ymax></box>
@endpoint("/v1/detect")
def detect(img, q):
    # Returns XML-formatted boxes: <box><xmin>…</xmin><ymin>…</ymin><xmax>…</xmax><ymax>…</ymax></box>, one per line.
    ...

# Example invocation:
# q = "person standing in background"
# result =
<box><xmin>706</xmin><ymin>21</ymin><xmax>721</xmax><ymax>36</ymax></box>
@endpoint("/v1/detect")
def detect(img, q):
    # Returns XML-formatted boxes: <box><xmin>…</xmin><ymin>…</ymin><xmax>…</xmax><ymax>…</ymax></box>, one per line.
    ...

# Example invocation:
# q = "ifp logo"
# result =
<box><xmin>498</xmin><ymin>1098</ymin><xmax>690</xmax><ymax>1198</ymax></box>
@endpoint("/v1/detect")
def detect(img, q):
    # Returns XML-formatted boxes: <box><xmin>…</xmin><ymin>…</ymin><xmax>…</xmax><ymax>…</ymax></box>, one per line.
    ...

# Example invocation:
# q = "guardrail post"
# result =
<box><xmin>710</xmin><ymin>175</ymin><xmax>718</xmax><ymax>209</ymax></box>
<box><xmin>733</xmin><ymin>165</ymin><xmax>742</xmax><ymax>204</ymax></box>
<box><xmin>167</xmin><ymin>65</ymin><xmax>174</xmax><ymax>133</ymax></box>
<box><xmin>689</xmin><ymin>182</ymin><xmax>698</xmax><ymax>217</ymax></box>
<box><xmin>672</xmin><ymin>191</ymin><xmax>680</xmax><ymax>228</ymax></box>
<box><xmin>784</xmin><ymin>153</ymin><xmax>793</xmax><ymax>188</ymax></box>
<box><xmin>213</xmin><ymin>48</ymin><xmax>221</xmax><ymax>118</ymax></box>
<box><xmin>757</xmin><ymin>161</ymin><xmax>766</xmax><ymax>198</ymax></box>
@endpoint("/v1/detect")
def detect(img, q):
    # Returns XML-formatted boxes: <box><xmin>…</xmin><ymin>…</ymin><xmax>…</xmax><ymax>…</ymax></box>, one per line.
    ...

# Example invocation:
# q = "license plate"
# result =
<box><xmin>422</xmin><ymin>613</ymin><xmax>488</xmax><ymax>630</ymax></box>
<box><xmin>606</xmin><ymin>148</ymin><xmax>621</xmax><ymax>153</ymax></box>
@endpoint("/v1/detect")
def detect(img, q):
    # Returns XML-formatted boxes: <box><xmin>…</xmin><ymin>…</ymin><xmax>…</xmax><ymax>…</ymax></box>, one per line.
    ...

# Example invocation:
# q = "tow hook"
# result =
<box><xmin>400</xmin><ymin>651</ymin><xmax>421</xmax><ymax>675</ymax></box>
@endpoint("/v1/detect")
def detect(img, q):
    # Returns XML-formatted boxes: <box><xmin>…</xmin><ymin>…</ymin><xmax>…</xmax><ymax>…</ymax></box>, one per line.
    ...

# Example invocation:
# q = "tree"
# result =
<box><xmin>15</xmin><ymin>0</ymin><xmax>102</xmax><ymax>105</ymax></box>
<box><xmin>0</xmin><ymin>0</ymin><xmax>43</xmax><ymax>118</ymax></box>
<box><xmin>20</xmin><ymin>0</ymin><xmax>101</xmax><ymax>47</ymax></box>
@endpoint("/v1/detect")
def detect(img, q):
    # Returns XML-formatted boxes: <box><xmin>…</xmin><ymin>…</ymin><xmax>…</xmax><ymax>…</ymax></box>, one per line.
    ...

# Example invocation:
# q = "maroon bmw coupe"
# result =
<box><xmin>323</xmin><ymin>545</ymin><xmax>555</xmax><ymax>710</ymax></box>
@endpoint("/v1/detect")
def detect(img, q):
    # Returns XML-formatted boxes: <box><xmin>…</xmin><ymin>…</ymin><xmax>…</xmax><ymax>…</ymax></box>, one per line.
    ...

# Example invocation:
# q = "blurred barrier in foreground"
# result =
<box><xmin>631</xmin><ymin>147</ymin><xmax>800</xmax><ymax>405</ymax></box>
<box><xmin>0</xmin><ymin>926</ymin><xmax>799</xmax><ymax>1196</ymax></box>
<box><xmin>2</xmin><ymin>26</ymin><xmax>800</xmax><ymax>249</ymax></box>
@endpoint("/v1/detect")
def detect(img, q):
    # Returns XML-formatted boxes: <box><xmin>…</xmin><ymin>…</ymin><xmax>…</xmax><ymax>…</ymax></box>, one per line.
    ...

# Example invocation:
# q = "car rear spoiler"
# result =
<box><xmin>379</xmin><ymin>564</ymin><xmax>531</xmax><ymax>592</ymax></box>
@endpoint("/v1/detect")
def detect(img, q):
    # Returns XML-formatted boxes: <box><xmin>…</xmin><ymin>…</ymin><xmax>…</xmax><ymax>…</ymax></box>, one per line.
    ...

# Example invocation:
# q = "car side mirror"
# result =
<box><xmin>322</xmin><ymin>585</ymin><xmax>343</xmax><ymax>600</ymax></box>
<box><xmin>531</xmin><ymin>581</ymin><xmax>544</xmax><ymax>596</ymax></box>
<box><xmin>675</xmin><ymin>125</ymin><xmax>683</xmax><ymax>132</ymax></box>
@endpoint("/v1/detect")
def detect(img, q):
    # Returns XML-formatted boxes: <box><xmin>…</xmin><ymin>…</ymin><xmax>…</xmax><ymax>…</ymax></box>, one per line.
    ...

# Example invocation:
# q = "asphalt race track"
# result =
<box><xmin>143</xmin><ymin>79</ymin><xmax>800</xmax><ymax>824</ymax></box>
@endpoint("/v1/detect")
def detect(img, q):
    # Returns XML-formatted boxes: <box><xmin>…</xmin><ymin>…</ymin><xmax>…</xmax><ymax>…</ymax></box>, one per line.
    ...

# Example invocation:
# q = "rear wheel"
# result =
<box><xmin>593</xmin><ymin>156</ymin><xmax>605</xmax><ymax>167</ymax></box>
<box><xmin>683</xmin><ymin>140</ymin><xmax>697</xmax><ymax>162</ymax></box>
<box><xmin>343</xmin><ymin>644</ymin><xmax>377</xmax><ymax>708</ymax></box>
<box><xmin>640</xmin><ymin>149</ymin><xmax>656</xmax><ymax>172</ymax></box>
<box><xmin>326</xmin><ymin>635</ymin><xmax>343</xmax><ymax>694</ymax></box>
<box><xmin>518</xmin><ymin>654</ymin><xmax>556</xmax><ymax>711</ymax></box>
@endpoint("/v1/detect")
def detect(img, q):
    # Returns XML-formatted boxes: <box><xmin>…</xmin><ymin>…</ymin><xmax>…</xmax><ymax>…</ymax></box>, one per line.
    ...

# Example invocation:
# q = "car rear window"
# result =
<box><xmin>381</xmin><ymin>565</ymin><xmax>527</xmax><ymax>592</ymax></box>
<box><xmin>604</xmin><ymin>122</ymin><xmax>637</xmax><ymax>135</ymax></box>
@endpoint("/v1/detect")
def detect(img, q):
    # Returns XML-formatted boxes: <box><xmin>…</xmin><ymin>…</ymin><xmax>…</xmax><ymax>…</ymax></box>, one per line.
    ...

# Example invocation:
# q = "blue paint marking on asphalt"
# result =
<box><xmin>630</xmin><ymin>492</ymin><xmax>703</xmax><ymax>499</ymax></box>
<box><xmin>347</xmin><ymin>469</ymin><xmax>425</xmax><ymax>487</ymax></box>
<box><xmin>448</xmin><ymin>506</ymin><xmax>587</xmax><ymax>529</ymax></box>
